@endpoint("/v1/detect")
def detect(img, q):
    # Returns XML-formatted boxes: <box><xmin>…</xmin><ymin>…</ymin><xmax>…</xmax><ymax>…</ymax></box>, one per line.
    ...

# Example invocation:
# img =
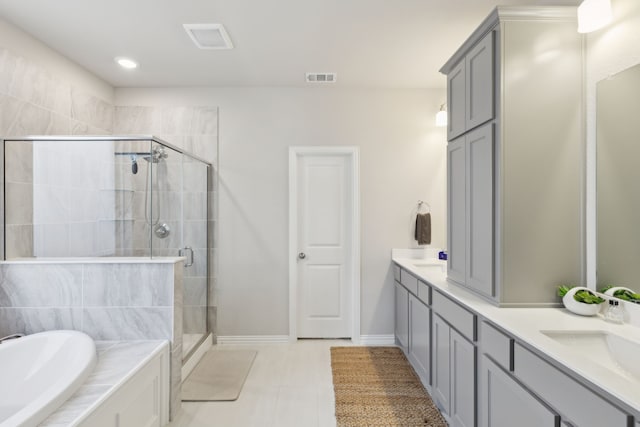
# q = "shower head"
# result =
<box><xmin>143</xmin><ymin>146</ymin><xmax>168</xmax><ymax>163</ymax></box>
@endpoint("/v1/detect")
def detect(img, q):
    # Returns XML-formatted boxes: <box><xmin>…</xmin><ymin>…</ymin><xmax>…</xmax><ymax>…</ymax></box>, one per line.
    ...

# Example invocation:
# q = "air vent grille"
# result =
<box><xmin>306</xmin><ymin>73</ymin><xmax>337</xmax><ymax>83</ymax></box>
<box><xmin>183</xmin><ymin>24</ymin><xmax>233</xmax><ymax>50</ymax></box>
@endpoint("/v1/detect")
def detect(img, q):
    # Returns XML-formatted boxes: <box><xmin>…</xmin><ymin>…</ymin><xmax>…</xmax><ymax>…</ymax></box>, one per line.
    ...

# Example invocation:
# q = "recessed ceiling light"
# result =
<box><xmin>183</xmin><ymin>24</ymin><xmax>233</xmax><ymax>50</ymax></box>
<box><xmin>115</xmin><ymin>57</ymin><xmax>138</xmax><ymax>69</ymax></box>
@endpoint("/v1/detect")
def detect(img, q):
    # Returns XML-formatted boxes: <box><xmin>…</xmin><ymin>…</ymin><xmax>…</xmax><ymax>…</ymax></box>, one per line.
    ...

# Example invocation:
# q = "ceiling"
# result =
<box><xmin>0</xmin><ymin>0</ymin><xmax>580</xmax><ymax>89</ymax></box>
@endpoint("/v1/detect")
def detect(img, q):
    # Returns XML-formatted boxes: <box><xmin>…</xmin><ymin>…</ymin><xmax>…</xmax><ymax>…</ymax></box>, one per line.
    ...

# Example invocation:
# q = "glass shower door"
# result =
<box><xmin>181</xmin><ymin>154</ymin><xmax>210</xmax><ymax>359</ymax></box>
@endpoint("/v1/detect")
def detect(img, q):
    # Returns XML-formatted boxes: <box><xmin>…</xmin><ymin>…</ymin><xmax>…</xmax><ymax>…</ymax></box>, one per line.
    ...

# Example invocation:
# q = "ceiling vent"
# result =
<box><xmin>306</xmin><ymin>72</ymin><xmax>337</xmax><ymax>83</ymax></box>
<box><xmin>183</xmin><ymin>24</ymin><xmax>233</xmax><ymax>50</ymax></box>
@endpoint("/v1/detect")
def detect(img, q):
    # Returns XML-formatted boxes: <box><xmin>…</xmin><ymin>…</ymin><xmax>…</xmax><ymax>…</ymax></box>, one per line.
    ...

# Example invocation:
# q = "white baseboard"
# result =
<box><xmin>181</xmin><ymin>333</ymin><xmax>212</xmax><ymax>381</ymax></box>
<box><xmin>217</xmin><ymin>335</ymin><xmax>290</xmax><ymax>345</ymax></box>
<box><xmin>359</xmin><ymin>334</ymin><xmax>396</xmax><ymax>346</ymax></box>
<box><xmin>217</xmin><ymin>335</ymin><xmax>395</xmax><ymax>346</ymax></box>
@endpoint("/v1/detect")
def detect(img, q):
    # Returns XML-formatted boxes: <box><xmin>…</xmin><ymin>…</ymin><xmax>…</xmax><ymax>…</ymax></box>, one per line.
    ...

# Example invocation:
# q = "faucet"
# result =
<box><xmin>0</xmin><ymin>333</ymin><xmax>24</xmax><ymax>344</ymax></box>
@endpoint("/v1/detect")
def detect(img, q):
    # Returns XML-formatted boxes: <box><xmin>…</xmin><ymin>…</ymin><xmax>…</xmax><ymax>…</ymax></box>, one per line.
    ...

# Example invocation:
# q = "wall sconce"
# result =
<box><xmin>577</xmin><ymin>0</ymin><xmax>613</xmax><ymax>33</ymax></box>
<box><xmin>435</xmin><ymin>104</ymin><xmax>447</xmax><ymax>127</ymax></box>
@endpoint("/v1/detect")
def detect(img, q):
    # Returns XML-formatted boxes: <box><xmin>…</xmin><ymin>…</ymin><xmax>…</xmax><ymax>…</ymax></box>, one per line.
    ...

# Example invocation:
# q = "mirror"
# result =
<box><xmin>596</xmin><ymin>62</ymin><xmax>640</xmax><ymax>303</ymax></box>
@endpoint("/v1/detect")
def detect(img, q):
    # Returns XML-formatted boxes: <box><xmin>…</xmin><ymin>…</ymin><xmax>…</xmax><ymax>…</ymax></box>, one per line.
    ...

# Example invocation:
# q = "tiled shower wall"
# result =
<box><xmin>0</xmin><ymin>47</ymin><xmax>114</xmax><ymax>259</ymax></box>
<box><xmin>114</xmin><ymin>106</ymin><xmax>218</xmax><ymax>342</ymax></box>
<box><xmin>0</xmin><ymin>260</ymin><xmax>184</xmax><ymax>418</ymax></box>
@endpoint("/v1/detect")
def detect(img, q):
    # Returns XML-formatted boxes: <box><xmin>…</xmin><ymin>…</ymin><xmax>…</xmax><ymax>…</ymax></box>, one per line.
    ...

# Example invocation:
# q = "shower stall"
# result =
<box><xmin>0</xmin><ymin>135</ymin><xmax>213</xmax><ymax>361</ymax></box>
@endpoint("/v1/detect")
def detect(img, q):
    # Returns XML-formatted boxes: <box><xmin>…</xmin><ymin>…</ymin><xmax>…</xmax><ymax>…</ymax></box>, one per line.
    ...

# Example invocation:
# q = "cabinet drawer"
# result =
<box><xmin>480</xmin><ymin>355</ymin><xmax>559</xmax><ymax>427</ymax></box>
<box><xmin>417</xmin><ymin>280</ymin><xmax>431</xmax><ymax>305</ymax></box>
<box><xmin>432</xmin><ymin>291</ymin><xmax>476</xmax><ymax>341</ymax></box>
<box><xmin>393</xmin><ymin>264</ymin><xmax>401</xmax><ymax>282</ymax></box>
<box><xmin>480</xmin><ymin>321</ymin><xmax>513</xmax><ymax>371</ymax></box>
<box><xmin>400</xmin><ymin>269</ymin><xmax>419</xmax><ymax>295</ymax></box>
<box><xmin>514</xmin><ymin>343</ymin><xmax>632</xmax><ymax>427</ymax></box>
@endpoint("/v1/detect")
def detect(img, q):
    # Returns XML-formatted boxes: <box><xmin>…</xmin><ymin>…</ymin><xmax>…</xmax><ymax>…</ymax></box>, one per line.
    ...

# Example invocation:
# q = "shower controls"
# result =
<box><xmin>154</xmin><ymin>223</ymin><xmax>171</xmax><ymax>239</ymax></box>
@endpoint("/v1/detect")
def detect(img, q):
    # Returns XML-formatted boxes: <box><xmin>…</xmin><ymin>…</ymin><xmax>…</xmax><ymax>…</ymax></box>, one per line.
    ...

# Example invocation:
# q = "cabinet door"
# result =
<box><xmin>447</xmin><ymin>137</ymin><xmax>466</xmax><ymax>285</ymax></box>
<box><xmin>450</xmin><ymin>329</ymin><xmax>476</xmax><ymax>427</ymax></box>
<box><xmin>466</xmin><ymin>123</ymin><xmax>494</xmax><ymax>297</ymax></box>
<box><xmin>448</xmin><ymin>60</ymin><xmax>467</xmax><ymax>140</ymax></box>
<box><xmin>465</xmin><ymin>31</ymin><xmax>494</xmax><ymax>131</ymax></box>
<box><xmin>395</xmin><ymin>282</ymin><xmax>409</xmax><ymax>352</ymax></box>
<box><xmin>409</xmin><ymin>293</ymin><xmax>431</xmax><ymax>387</ymax></box>
<box><xmin>432</xmin><ymin>314</ymin><xmax>451</xmax><ymax>414</ymax></box>
<box><xmin>479</xmin><ymin>356</ymin><xmax>559</xmax><ymax>427</ymax></box>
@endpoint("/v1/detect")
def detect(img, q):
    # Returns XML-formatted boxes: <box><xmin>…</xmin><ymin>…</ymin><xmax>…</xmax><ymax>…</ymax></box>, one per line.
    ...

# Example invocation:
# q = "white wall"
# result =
<box><xmin>585</xmin><ymin>0</ymin><xmax>640</xmax><ymax>286</ymax></box>
<box><xmin>116</xmin><ymin>87</ymin><xmax>447</xmax><ymax>336</ymax></box>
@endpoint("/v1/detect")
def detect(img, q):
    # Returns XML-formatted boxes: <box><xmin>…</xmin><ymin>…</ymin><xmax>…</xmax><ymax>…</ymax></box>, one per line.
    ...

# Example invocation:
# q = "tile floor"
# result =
<box><xmin>169</xmin><ymin>339</ymin><xmax>353</xmax><ymax>427</ymax></box>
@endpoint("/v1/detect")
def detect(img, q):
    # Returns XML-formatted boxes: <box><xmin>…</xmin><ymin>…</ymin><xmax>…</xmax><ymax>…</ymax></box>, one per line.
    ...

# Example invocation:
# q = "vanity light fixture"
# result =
<box><xmin>115</xmin><ymin>57</ymin><xmax>138</xmax><ymax>69</ymax></box>
<box><xmin>435</xmin><ymin>104</ymin><xmax>447</xmax><ymax>127</ymax></box>
<box><xmin>577</xmin><ymin>0</ymin><xmax>613</xmax><ymax>33</ymax></box>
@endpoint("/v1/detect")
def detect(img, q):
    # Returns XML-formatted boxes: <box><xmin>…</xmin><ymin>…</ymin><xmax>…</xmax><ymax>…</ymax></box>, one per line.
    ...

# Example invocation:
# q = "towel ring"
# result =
<box><xmin>417</xmin><ymin>200</ymin><xmax>431</xmax><ymax>213</ymax></box>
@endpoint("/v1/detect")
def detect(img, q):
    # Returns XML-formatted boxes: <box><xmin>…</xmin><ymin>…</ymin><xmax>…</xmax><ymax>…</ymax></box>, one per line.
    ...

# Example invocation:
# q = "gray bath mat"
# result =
<box><xmin>182</xmin><ymin>349</ymin><xmax>257</xmax><ymax>401</ymax></box>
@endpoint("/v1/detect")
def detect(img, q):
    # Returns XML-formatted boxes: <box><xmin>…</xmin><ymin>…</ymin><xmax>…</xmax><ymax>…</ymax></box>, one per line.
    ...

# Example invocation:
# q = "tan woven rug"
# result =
<box><xmin>330</xmin><ymin>347</ymin><xmax>447</xmax><ymax>427</ymax></box>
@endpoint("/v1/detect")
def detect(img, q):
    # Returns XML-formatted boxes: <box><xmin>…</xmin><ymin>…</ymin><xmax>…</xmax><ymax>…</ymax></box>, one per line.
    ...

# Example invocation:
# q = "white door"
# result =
<box><xmin>290</xmin><ymin>148</ymin><xmax>359</xmax><ymax>339</ymax></box>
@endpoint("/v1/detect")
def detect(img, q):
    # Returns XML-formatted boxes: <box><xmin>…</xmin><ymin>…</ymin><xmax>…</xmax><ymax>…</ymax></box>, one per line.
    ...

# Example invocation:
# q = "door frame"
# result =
<box><xmin>288</xmin><ymin>146</ymin><xmax>361</xmax><ymax>344</ymax></box>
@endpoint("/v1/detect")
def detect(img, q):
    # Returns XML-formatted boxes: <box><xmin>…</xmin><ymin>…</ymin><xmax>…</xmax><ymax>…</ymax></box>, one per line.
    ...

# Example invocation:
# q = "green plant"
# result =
<box><xmin>598</xmin><ymin>285</ymin><xmax>640</xmax><ymax>303</ymax></box>
<box><xmin>557</xmin><ymin>285</ymin><xmax>605</xmax><ymax>304</ymax></box>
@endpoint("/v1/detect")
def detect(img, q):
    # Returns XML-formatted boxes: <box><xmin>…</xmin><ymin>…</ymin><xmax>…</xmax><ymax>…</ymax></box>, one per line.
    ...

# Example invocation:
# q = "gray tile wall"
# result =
<box><xmin>0</xmin><ymin>260</ymin><xmax>184</xmax><ymax>418</ymax></box>
<box><xmin>1</xmin><ymin>47</ymin><xmax>116</xmax><ymax>259</ymax></box>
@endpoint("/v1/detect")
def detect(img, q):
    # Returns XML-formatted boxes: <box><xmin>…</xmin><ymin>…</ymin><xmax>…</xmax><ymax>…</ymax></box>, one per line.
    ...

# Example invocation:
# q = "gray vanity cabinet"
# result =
<box><xmin>448</xmin><ymin>123</ymin><xmax>494</xmax><ymax>297</ymax></box>
<box><xmin>447</xmin><ymin>137</ymin><xmax>466</xmax><ymax>285</ymax></box>
<box><xmin>432</xmin><ymin>313</ymin><xmax>451</xmax><ymax>413</ymax></box>
<box><xmin>394</xmin><ymin>265</ymin><xmax>638</xmax><ymax>426</ymax></box>
<box><xmin>432</xmin><ymin>314</ymin><xmax>476</xmax><ymax>427</ymax></box>
<box><xmin>395</xmin><ymin>266</ymin><xmax>432</xmax><ymax>387</ymax></box>
<box><xmin>447</xmin><ymin>30</ymin><xmax>494</xmax><ymax>140</ymax></box>
<box><xmin>432</xmin><ymin>290</ymin><xmax>477</xmax><ymax>427</ymax></box>
<box><xmin>478</xmin><ymin>321</ymin><xmax>559</xmax><ymax>427</ymax></box>
<box><xmin>394</xmin><ymin>281</ymin><xmax>409</xmax><ymax>352</ymax></box>
<box><xmin>514</xmin><ymin>343</ymin><xmax>633</xmax><ymax>427</ymax></box>
<box><xmin>479</xmin><ymin>356</ymin><xmax>559</xmax><ymax>427</ymax></box>
<box><xmin>441</xmin><ymin>6</ymin><xmax>584</xmax><ymax>305</ymax></box>
<box><xmin>408</xmin><ymin>292</ymin><xmax>431</xmax><ymax>387</ymax></box>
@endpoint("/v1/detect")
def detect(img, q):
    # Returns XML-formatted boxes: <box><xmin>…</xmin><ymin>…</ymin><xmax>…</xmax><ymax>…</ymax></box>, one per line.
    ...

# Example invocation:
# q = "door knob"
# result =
<box><xmin>298</xmin><ymin>252</ymin><xmax>306</xmax><ymax>259</ymax></box>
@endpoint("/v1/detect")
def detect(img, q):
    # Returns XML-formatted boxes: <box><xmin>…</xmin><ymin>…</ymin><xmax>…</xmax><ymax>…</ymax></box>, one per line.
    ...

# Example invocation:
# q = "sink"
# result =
<box><xmin>541</xmin><ymin>330</ymin><xmax>640</xmax><ymax>379</ymax></box>
<box><xmin>412</xmin><ymin>262</ymin><xmax>446</xmax><ymax>272</ymax></box>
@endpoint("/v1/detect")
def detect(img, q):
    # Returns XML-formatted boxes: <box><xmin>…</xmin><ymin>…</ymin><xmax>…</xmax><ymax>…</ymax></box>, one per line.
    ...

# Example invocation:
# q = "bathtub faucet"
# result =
<box><xmin>0</xmin><ymin>333</ymin><xmax>24</xmax><ymax>344</ymax></box>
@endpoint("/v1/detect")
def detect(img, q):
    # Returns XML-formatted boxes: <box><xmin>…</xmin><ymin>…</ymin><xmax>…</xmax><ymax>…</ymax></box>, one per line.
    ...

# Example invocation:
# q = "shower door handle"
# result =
<box><xmin>179</xmin><ymin>247</ymin><xmax>194</xmax><ymax>267</ymax></box>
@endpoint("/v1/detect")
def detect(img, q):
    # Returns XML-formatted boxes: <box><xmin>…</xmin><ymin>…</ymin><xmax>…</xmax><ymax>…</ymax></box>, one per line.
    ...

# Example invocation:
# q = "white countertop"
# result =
<box><xmin>393</xmin><ymin>255</ymin><xmax>640</xmax><ymax>414</ymax></box>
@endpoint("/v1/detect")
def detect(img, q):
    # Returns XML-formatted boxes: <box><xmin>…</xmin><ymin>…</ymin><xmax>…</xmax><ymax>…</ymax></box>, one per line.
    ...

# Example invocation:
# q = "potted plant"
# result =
<box><xmin>599</xmin><ymin>285</ymin><xmax>640</xmax><ymax>303</ymax></box>
<box><xmin>557</xmin><ymin>285</ymin><xmax>605</xmax><ymax>316</ymax></box>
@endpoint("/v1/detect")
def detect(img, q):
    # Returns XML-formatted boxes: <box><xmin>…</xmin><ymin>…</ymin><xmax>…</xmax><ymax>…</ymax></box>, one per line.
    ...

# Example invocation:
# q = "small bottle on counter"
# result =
<box><xmin>605</xmin><ymin>300</ymin><xmax>625</xmax><ymax>324</ymax></box>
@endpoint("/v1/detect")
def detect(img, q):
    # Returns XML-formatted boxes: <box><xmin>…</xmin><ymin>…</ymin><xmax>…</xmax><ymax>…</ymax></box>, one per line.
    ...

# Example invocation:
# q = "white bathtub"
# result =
<box><xmin>0</xmin><ymin>330</ymin><xmax>97</xmax><ymax>427</ymax></box>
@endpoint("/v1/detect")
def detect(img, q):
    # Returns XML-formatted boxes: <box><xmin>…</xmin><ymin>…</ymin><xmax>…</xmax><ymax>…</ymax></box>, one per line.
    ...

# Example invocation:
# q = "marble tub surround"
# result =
<box><xmin>0</xmin><ymin>259</ymin><xmax>181</xmax><ymax>340</ymax></box>
<box><xmin>40</xmin><ymin>340</ymin><xmax>169</xmax><ymax>427</ymax></box>
<box><xmin>0</xmin><ymin>257</ymin><xmax>184</xmax><ymax>420</ymax></box>
<box><xmin>392</xmin><ymin>254</ymin><xmax>640</xmax><ymax>414</ymax></box>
